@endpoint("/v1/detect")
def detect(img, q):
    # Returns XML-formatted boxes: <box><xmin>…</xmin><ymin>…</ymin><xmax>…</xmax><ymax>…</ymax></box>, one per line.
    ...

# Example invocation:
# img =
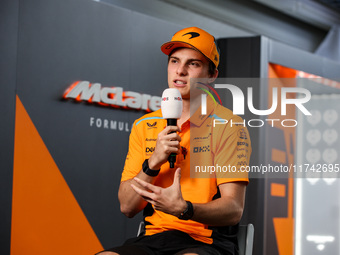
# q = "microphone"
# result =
<box><xmin>161</xmin><ymin>88</ymin><xmax>183</xmax><ymax>168</ymax></box>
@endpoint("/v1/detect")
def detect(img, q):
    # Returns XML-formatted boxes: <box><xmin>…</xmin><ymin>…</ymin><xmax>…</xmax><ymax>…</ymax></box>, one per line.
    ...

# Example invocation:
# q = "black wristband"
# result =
<box><xmin>142</xmin><ymin>159</ymin><xmax>160</xmax><ymax>177</ymax></box>
<box><xmin>178</xmin><ymin>201</ymin><xmax>194</xmax><ymax>220</ymax></box>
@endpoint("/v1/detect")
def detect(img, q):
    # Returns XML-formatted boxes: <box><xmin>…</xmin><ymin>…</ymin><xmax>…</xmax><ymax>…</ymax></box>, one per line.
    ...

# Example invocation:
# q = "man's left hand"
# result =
<box><xmin>131</xmin><ymin>168</ymin><xmax>187</xmax><ymax>217</ymax></box>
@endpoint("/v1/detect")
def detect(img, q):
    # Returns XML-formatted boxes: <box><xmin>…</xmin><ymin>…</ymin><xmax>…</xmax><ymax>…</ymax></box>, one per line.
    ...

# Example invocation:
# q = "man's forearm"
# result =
<box><xmin>188</xmin><ymin>182</ymin><xmax>246</xmax><ymax>226</ymax></box>
<box><xmin>118</xmin><ymin>169</ymin><xmax>156</xmax><ymax>218</ymax></box>
<box><xmin>191</xmin><ymin>196</ymin><xmax>244</xmax><ymax>226</ymax></box>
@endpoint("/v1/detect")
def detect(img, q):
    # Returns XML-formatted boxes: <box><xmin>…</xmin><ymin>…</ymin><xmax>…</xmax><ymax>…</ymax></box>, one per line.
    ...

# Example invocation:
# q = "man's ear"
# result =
<box><xmin>208</xmin><ymin>69</ymin><xmax>218</xmax><ymax>83</ymax></box>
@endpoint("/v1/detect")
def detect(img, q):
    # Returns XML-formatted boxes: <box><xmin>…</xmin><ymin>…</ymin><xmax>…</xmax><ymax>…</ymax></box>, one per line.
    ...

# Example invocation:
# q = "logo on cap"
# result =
<box><xmin>183</xmin><ymin>32</ymin><xmax>200</xmax><ymax>39</ymax></box>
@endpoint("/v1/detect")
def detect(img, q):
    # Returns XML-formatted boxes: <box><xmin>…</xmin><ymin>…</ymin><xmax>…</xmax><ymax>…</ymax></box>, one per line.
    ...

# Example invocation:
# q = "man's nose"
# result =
<box><xmin>176</xmin><ymin>64</ymin><xmax>188</xmax><ymax>76</ymax></box>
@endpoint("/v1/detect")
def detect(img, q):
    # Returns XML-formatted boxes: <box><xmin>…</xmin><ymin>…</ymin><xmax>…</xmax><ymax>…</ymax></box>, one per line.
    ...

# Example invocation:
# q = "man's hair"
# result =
<box><xmin>208</xmin><ymin>61</ymin><xmax>217</xmax><ymax>77</ymax></box>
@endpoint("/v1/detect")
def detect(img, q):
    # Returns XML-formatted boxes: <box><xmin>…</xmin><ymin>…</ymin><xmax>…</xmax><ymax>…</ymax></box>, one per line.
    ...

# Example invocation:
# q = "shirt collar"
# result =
<box><xmin>190</xmin><ymin>96</ymin><xmax>217</xmax><ymax>127</ymax></box>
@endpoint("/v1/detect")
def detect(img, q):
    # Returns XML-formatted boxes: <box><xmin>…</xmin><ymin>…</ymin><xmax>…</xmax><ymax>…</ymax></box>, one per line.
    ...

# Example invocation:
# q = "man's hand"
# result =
<box><xmin>118</xmin><ymin>126</ymin><xmax>181</xmax><ymax>218</ymax></box>
<box><xmin>148</xmin><ymin>126</ymin><xmax>181</xmax><ymax>170</ymax></box>
<box><xmin>131</xmin><ymin>168</ymin><xmax>187</xmax><ymax>217</ymax></box>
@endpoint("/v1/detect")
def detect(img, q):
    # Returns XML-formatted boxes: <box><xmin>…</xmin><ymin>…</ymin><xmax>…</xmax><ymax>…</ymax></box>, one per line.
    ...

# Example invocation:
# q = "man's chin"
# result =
<box><xmin>171</xmin><ymin>87</ymin><xmax>189</xmax><ymax>98</ymax></box>
<box><xmin>179</xmin><ymin>90</ymin><xmax>190</xmax><ymax>99</ymax></box>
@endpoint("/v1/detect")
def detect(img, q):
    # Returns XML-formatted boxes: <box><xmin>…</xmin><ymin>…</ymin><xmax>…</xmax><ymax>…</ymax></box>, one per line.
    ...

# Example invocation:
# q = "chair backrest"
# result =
<box><xmin>237</xmin><ymin>224</ymin><xmax>254</xmax><ymax>255</ymax></box>
<box><xmin>137</xmin><ymin>221</ymin><xmax>145</xmax><ymax>237</ymax></box>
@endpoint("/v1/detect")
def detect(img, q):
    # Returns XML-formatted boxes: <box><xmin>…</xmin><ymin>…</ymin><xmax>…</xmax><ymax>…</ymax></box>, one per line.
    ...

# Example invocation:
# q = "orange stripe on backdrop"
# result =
<box><xmin>269</xmin><ymin>63</ymin><xmax>295</xmax><ymax>255</ymax></box>
<box><xmin>270</xmin><ymin>183</ymin><xmax>286</xmax><ymax>197</ymax></box>
<box><xmin>273</xmin><ymin>218</ymin><xmax>294</xmax><ymax>255</ymax></box>
<box><xmin>11</xmin><ymin>96</ymin><xmax>103</xmax><ymax>255</ymax></box>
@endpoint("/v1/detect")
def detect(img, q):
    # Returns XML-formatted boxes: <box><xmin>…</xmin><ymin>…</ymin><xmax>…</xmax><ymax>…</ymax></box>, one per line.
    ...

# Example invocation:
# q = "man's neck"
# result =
<box><xmin>177</xmin><ymin>98</ymin><xmax>190</xmax><ymax>128</ymax></box>
<box><xmin>177</xmin><ymin>96</ymin><xmax>202</xmax><ymax>128</ymax></box>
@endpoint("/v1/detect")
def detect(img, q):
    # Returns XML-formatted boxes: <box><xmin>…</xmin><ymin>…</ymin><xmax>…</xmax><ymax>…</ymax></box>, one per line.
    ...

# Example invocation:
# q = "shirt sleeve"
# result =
<box><xmin>121</xmin><ymin>121</ymin><xmax>145</xmax><ymax>182</ymax></box>
<box><xmin>214</xmin><ymin>115</ymin><xmax>252</xmax><ymax>186</ymax></box>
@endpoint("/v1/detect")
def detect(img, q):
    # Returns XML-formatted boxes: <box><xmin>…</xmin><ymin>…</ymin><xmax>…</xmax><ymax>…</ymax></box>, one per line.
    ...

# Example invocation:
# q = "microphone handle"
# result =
<box><xmin>167</xmin><ymin>119</ymin><xmax>177</xmax><ymax>126</ymax></box>
<box><xmin>167</xmin><ymin>119</ymin><xmax>177</xmax><ymax>168</ymax></box>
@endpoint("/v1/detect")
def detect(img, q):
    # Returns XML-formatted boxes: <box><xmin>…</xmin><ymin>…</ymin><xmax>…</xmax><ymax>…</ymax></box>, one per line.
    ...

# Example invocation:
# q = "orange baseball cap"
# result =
<box><xmin>161</xmin><ymin>27</ymin><xmax>220</xmax><ymax>68</ymax></box>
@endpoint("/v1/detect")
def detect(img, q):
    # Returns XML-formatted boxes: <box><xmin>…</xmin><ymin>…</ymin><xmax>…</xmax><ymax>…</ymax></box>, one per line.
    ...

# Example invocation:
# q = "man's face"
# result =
<box><xmin>167</xmin><ymin>48</ymin><xmax>214</xmax><ymax>99</ymax></box>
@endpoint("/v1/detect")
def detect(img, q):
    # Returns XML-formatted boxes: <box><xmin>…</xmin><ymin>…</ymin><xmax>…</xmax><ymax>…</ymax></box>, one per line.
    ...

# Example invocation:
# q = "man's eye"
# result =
<box><xmin>190</xmin><ymin>62</ymin><xmax>200</xmax><ymax>67</ymax></box>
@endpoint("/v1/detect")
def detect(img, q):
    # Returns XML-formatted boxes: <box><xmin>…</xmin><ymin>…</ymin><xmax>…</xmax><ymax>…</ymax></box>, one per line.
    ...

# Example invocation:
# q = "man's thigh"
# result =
<box><xmin>98</xmin><ymin>231</ymin><xmax>224</xmax><ymax>255</ymax></box>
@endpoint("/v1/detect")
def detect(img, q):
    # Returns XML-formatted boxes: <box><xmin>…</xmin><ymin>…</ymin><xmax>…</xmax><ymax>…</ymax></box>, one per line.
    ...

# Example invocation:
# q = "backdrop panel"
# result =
<box><xmin>7</xmin><ymin>0</ymin><xmax>181</xmax><ymax>253</ymax></box>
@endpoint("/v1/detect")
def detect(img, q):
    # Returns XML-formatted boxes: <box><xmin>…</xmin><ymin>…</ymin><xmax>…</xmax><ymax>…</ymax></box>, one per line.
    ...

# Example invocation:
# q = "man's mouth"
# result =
<box><xmin>174</xmin><ymin>80</ymin><xmax>186</xmax><ymax>85</ymax></box>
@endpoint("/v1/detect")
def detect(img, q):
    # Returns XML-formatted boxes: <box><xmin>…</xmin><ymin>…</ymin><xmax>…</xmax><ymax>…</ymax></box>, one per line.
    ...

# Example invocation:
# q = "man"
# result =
<box><xmin>97</xmin><ymin>27</ymin><xmax>251</xmax><ymax>255</ymax></box>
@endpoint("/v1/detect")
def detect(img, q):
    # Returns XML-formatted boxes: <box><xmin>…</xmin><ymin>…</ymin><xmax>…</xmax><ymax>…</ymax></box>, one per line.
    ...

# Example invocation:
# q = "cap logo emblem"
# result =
<box><xmin>182</xmin><ymin>32</ymin><xmax>200</xmax><ymax>39</ymax></box>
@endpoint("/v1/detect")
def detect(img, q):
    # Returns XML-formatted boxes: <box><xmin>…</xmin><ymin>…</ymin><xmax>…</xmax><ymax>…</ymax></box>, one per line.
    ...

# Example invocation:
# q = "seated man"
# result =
<box><xmin>97</xmin><ymin>27</ymin><xmax>251</xmax><ymax>255</ymax></box>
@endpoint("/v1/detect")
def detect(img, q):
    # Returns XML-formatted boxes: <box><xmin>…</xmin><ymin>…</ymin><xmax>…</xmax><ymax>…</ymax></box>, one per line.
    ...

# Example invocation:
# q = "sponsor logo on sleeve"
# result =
<box><xmin>193</xmin><ymin>145</ymin><xmax>210</xmax><ymax>153</ymax></box>
<box><xmin>238</xmin><ymin>128</ymin><xmax>248</xmax><ymax>139</ymax></box>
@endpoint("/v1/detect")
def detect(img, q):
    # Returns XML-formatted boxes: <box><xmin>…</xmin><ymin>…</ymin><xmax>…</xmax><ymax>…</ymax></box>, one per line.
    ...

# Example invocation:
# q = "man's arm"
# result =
<box><xmin>118</xmin><ymin>125</ymin><xmax>181</xmax><ymax>218</ymax></box>
<box><xmin>191</xmin><ymin>182</ymin><xmax>246</xmax><ymax>226</ymax></box>
<box><xmin>131</xmin><ymin>170</ymin><xmax>246</xmax><ymax>226</ymax></box>
<box><xmin>118</xmin><ymin>170</ymin><xmax>156</xmax><ymax>218</ymax></box>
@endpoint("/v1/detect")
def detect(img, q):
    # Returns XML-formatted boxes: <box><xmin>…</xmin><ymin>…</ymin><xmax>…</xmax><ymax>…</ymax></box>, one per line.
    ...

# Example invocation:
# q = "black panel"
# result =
<box><xmin>0</xmin><ymin>0</ymin><xmax>18</xmax><ymax>254</ymax></box>
<box><xmin>217</xmin><ymin>36</ymin><xmax>264</xmax><ymax>255</ymax></box>
<box><xmin>317</xmin><ymin>0</ymin><xmax>340</xmax><ymax>11</ymax></box>
<box><xmin>217</xmin><ymin>36</ymin><xmax>261</xmax><ymax>78</ymax></box>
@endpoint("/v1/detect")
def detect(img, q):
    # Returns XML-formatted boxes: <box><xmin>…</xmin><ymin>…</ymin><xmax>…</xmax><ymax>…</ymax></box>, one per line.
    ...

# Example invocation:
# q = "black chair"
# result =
<box><xmin>237</xmin><ymin>224</ymin><xmax>254</xmax><ymax>255</ymax></box>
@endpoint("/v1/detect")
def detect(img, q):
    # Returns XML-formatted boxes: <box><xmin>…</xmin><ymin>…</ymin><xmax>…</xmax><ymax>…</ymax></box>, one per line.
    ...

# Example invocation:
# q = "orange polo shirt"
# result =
<box><xmin>121</xmin><ymin>97</ymin><xmax>251</xmax><ymax>244</ymax></box>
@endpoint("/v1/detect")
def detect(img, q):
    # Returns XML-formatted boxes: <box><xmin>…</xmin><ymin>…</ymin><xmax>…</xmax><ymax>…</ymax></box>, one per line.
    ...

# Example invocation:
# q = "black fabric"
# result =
<box><xmin>142</xmin><ymin>202</ymin><xmax>154</xmax><ymax>232</ymax></box>
<box><xmin>99</xmin><ymin>230</ymin><xmax>238</xmax><ymax>255</ymax></box>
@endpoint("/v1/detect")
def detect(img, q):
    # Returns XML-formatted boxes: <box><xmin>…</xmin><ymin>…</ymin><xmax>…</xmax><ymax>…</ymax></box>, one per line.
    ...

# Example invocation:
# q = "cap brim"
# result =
<box><xmin>160</xmin><ymin>41</ymin><xmax>198</xmax><ymax>55</ymax></box>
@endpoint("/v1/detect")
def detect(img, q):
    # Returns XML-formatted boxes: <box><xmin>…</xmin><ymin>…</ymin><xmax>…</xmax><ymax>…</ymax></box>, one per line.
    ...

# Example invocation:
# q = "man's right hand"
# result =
<box><xmin>119</xmin><ymin>125</ymin><xmax>181</xmax><ymax>218</ymax></box>
<box><xmin>148</xmin><ymin>125</ymin><xmax>181</xmax><ymax>170</ymax></box>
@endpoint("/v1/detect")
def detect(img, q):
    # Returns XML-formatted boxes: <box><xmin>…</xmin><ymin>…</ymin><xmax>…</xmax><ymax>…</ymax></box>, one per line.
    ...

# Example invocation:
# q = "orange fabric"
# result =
<box><xmin>122</xmin><ymin>97</ymin><xmax>251</xmax><ymax>244</ymax></box>
<box><xmin>11</xmin><ymin>96</ymin><xmax>103</xmax><ymax>255</ymax></box>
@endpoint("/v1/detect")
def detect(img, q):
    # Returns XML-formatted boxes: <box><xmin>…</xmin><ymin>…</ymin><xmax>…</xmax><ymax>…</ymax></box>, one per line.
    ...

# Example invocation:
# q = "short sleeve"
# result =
<box><xmin>214</xmin><ymin>116</ymin><xmax>252</xmax><ymax>186</ymax></box>
<box><xmin>121</xmin><ymin>121</ymin><xmax>144</xmax><ymax>182</ymax></box>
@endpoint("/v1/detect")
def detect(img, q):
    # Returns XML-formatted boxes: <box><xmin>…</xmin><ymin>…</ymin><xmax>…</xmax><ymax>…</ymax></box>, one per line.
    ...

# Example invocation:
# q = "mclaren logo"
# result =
<box><xmin>63</xmin><ymin>81</ymin><xmax>161</xmax><ymax>112</ymax></box>
<box><xmin>183</xmin><ymin>32</ymin><xmax>200</xmax><ymax>39</ymax></box>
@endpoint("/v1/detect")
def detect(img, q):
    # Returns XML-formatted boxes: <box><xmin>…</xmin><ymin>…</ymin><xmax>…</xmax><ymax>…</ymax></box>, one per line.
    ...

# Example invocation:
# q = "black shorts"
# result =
<box><xmin>98</xmin><ymin>230</ymin><xmax>238</xmax><ymax>255</ymax></box>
